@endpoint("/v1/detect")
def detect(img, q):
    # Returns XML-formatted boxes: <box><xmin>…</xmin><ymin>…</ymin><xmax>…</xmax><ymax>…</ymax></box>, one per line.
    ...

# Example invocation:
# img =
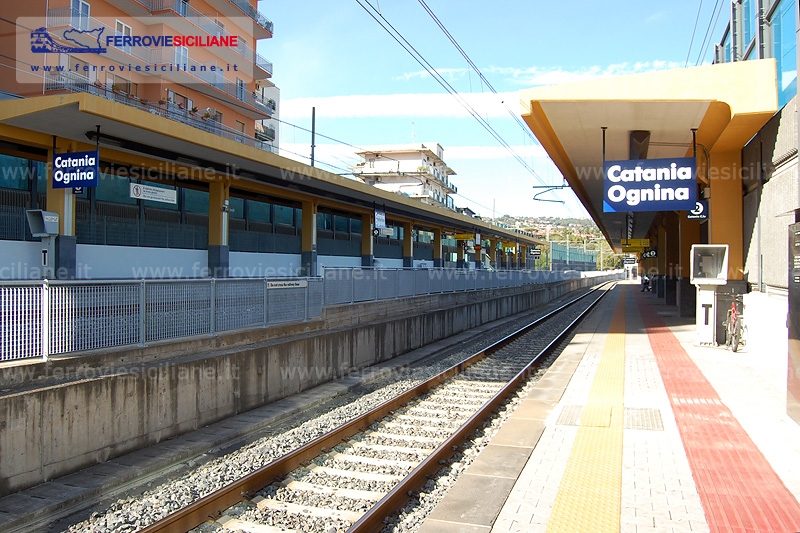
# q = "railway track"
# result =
<box><xmin>132</xmin><ymin>280</ymin><xmax>615</xmax><ymax>533</ymax></box>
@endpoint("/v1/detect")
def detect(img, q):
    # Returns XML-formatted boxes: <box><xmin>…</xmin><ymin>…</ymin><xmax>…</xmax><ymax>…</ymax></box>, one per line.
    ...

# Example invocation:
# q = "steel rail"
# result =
<box><xmin>138</xmin><ymin>281</ymin><xmax>615</xmax><ymax>533</ymax></box>
<box><xmin>348</xmin><ymin>282</ymin><xmax>613</xmax><ymax>532</ymax></box>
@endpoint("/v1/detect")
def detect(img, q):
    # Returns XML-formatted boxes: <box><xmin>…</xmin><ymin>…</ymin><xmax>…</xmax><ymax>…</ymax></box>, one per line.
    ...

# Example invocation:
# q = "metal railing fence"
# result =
<box><xmin>1</xmin><ymin>278</ymin><xmax>322</xmax><ymax>361</ymax></box>
<box><xmin>0</xmin><ymin>268</ymin><xmax>617</xmax><ymax>362</ymax></box>
<box><xmin>322</xmin><ymin>267</ymin><xmax>560</xmax><ymax>305</ymax></box>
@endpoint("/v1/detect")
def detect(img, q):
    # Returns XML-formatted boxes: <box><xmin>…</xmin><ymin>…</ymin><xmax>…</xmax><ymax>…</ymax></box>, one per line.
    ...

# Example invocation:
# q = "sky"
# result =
<box><xmin>256</xmin><ymin>0</ymin><xmax>727</xmax><ymax>219</ymax></box>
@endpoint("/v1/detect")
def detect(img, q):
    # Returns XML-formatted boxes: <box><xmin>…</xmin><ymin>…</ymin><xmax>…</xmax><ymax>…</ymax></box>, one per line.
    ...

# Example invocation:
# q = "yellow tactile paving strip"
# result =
<box><xmin>546</xmin><ymin>290</ymin><xmax>626</xmax><ymax>533</ymax></box>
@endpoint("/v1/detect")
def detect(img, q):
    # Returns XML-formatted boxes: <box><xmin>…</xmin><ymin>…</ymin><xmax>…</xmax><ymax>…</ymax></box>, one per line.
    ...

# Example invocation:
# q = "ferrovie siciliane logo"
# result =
<box><xmin>31</xmin><ymin>26</ymin><xmax>107</xmax><ymax>54</ymax></box>
<box><xmin>31</xmin><ymin>26</ymin><xmax>240</xmax><ymax>55</ymax></box>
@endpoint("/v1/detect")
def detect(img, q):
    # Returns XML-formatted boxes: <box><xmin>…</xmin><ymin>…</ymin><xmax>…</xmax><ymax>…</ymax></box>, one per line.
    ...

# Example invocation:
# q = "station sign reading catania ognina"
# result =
<box><xmin>603</xmin><ymin>157</ymin><xmax>696</xmax><ymax>213</ymax></box>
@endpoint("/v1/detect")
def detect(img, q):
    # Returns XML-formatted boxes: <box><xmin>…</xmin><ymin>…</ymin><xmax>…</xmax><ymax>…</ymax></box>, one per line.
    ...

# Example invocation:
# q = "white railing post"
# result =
<box><xmin>41</xmin><ymin>280</ymin><xmax>50</xmax><ymax>361</ymax></box>
<box><xmin>139</xmin><ymin>279</ymin><xmax>146</xmax><ymax>346</ymax></box>
<box><xmin>305</xmin><ymin>278</ymin><xmax>309</xmax><ymax>320</ymax></box>
<box><xmin>263</xmin><ymin>277</ymin><xmax>268</xmax><ymax>327</ymax></box>
<box><xmin>210</xmin><ymin>278</ymin><xmax>216</xmax><ymax>336</ymax></box>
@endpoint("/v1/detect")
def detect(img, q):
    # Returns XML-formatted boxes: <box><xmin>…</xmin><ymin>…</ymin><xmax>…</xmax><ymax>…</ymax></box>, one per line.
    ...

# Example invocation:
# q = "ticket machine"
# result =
<box><xmin>25</xmin><ymin>209</ymin><xmax>60</xmax><ymax>279</ymax></box>
<box><xmin>690</xmin><ymin>244</ymin><xmax>729</xmax><ymax>345</ymax></box>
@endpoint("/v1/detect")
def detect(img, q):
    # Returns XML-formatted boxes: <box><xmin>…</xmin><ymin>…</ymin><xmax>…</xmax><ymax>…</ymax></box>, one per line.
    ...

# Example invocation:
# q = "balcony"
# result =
<box><xmin>45</xmin><ymin>71</ymin><xmax>275</xmax><ymax>153</ymax></box>
<box><xmin>150</xmin><ymin>0</ymin><xmax>273</xmax><ymax>78</ymax></box>
<box><xmin>228</xmin><ymin>0</ymin><xmax>274</xmax><ymax>37</ymax></box>
<box><xmin>415</xmin><ymin>165</ymin><xmax>458</xmax><ymax>194</ymax></box>
<box><xmin>46</xmin><ymin>7</ymin><xmax>158</xmax><ymax>65</ymax></box>
<box><xmin>255</xmin><ymin>125</ymin><xmax>276</xmax><ymax>142</ymax></box>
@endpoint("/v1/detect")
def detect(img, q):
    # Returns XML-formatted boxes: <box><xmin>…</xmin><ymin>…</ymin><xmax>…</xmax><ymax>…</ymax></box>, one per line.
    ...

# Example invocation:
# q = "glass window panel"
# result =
<box><xmin>742</xmin><ymin>0</ymin><xmax>756</xmax><ymax>50</ymax></box>
<box><xmin>229</xmin><ymin>196</ymin><xmax>243</xmax><ymax>218</ymax></box>
<box><xmin>36</xmin><ymin>161</ymin><xmax>47</xmax><ymax>193</ymax></box>
<box><xmin>723</xmin><ymin>31</ymin><xmax>731</xmax><ymax>62</ymax></box>
<box><xmin>247</xmin><ymin>199</ymin><xmax>271</xmax><ymax>222</ymax></box>
<box><xmin>334</xmin><ymin>215</ymin><xmax>349</xmax><ymax>233</ymax></box>
<box><xmin>0</xmin><ymin>154</ymin><xmax>30</xmax><ymax>190</ymax></box>
<box><xmin>184</xmin><ymin>188</ymin><xmax>208</xmax><ymax>213</ymax></box>
<box><xmin>773</xmin><ymin>0</ymin><xmax>798</xmax><ymax>107</ymax></box>
<box><xmin>351</xmin><ymin>218</ymin><xmax>362</xmax><ymax>234</ymax></box>
<box><xmin>96</xmin><ymin>173</ymin><xmax>136</xmax><ymax>205</ymax></box>
<box><xmin>317</xmin><ymin>212</ymin><xmax>332</xmax><ymax>230</ymax></box>
<box><xmin>274</xmin><ymin>204</ymin><xmax>293</xmax><ymax>225</ymax></box>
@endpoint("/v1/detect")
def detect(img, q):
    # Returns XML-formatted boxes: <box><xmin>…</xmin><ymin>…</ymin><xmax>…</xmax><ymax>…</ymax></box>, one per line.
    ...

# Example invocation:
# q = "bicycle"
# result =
<box><xmin>723</xmin><ymin>294</ymin><xmax>747</xmax><ymax>352</ymax></box>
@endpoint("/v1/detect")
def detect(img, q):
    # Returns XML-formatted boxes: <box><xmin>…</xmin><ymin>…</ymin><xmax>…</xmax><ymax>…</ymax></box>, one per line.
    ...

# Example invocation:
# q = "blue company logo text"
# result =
<box><xmin>52</xmin><ymin>150</ymin><xmax>99</xmax><ymax>189</ymax></box>
<box><xmin>31</xmin><ymin>27</ymin><xmax>107</xmax><ymax>54</ymax></box>
<box><xmin>603</xmin><ymin>157</ymin><xmax>696</xmax><ymax>213</ymax></box>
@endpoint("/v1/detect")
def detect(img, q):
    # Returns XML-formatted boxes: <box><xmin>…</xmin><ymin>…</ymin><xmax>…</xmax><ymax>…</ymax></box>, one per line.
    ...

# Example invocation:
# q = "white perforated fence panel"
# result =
<box><xmin>215</xmin><ymin>279</ymin><xmax>266</xmax><ymax>332</ymax></box>
<box><xmin>1</xmin><ymin>284</ymin><xmax>41</xmax><ymax>361</ymax></box>
<box><xmin>49</xmin><ymin>282</ymin><xmax>140</xmax><ymax>355</ymax></box>
<box><xmin>145</xmin><ymin>281</ymin><xmax>212</xmax><ymax>342</ymax></box>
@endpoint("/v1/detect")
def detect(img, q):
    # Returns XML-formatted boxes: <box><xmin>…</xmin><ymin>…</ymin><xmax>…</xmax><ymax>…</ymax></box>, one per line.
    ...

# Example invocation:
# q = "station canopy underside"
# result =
<box><xmin>520</xmin><ymin>60</ymin><xmax>778</xmax><ymax>253</ymax></box>
<box><xmin>0</xmin><ymin>94</ymin><xmax>542</xmax><ymax>248</ymax></box>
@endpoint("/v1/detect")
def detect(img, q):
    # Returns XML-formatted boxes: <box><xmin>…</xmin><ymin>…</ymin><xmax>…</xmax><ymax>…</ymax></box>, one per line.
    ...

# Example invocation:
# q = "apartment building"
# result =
<box><xmin>3</xmin><ymin>0</ymin><xmax>276</xmax><ymax>147</ymax></box>
<box><xmin>351</xmin><ymin>143</ymin><xmax>458</xmax><ymax>211</ymax></box>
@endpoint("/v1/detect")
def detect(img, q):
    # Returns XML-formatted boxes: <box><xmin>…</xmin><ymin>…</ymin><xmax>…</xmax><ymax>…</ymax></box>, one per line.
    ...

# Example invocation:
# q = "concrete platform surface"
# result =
<box><xmin>420</xmin><ymin>281</ymin><xmax>800</xmax><ymax>533</ymax></box>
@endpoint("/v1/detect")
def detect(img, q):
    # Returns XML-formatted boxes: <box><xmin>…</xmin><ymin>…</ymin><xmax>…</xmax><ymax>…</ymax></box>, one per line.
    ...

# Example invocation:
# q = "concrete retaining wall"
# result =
<box><xmin>0</xmin><ymin>274</ymin><xmax>619</xmax><ymax>496</ymax></box>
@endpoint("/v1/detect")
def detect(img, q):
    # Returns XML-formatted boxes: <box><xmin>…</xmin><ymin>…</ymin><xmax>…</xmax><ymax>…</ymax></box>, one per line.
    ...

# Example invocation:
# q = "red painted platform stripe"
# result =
<box><xmin>636</xmin><ymin>290</ymin><xmax>800</xmax><ymax>533</ymax></box>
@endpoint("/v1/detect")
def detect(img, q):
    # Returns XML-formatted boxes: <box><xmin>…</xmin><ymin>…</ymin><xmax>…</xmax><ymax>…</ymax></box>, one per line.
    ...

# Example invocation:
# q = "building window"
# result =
<box><xmin>215</xmin><ymin>19</ymin><xmax>225</xmax><ymax>37</ymax></box>
<box><xmin>723</xmin><ymin>29</ymin><xmax>731</xmax><ymax>62</ymax></box>
<box><xmin>70</xmin><ymin>0</ymin><xmax>90</xmax><ymax>31</ymax></box>
<box><xmin>69</xmin><ymin>55</ymin><xmax>91</xmax><ymax>79</ymax></box>
<box><xmin>236</xmin><ymin>78</ymin><xmax>246</xmax><ymax>101</ymax></box>
<box><xmin>115</xmin><ymin>20</ymin><xmax>132</xmax><ymax>54</ymax></box>
<box><xmin>772</xmin><ymin>0</ymin><xmax>797</xmax><ymax>107</ymax></box>
<box><xmin>177</xmin><ymin>0</ymin><xmax>189</xmax><ymax>17</ymax></box>
<box><xmin>184</xmin><ymin>188</ymin><xmax>208</xmax><ymax>213</ymax></box>
<box><xmin>113</xmin><ymin>75</ymin><xmax>136</xmax><ymax>97</ymax></box>
<box><xmin>274</xmin><ymin>204</ymin><xmax>294</xmax><ymax>226</ymax></box>
<box><xmin>741</xmin><ymin>0</ymin><xmax>756</xmax><ymax>52</ymax></box>
<box><xmin>175</xmin><ymin>46</ymin><xmax>188</xmax><ymax>67</ymax></box>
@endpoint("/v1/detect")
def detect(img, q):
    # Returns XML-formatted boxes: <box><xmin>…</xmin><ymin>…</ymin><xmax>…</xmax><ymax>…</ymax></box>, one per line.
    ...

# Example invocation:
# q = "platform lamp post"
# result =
<box><xmin>584</xmin><ymin>237</ymin><xmax>607</xmax><ymax>270</ymax></box>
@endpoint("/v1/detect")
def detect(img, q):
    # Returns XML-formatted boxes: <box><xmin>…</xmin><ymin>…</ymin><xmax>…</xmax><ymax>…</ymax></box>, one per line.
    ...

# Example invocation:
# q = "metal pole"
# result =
<box><xmin>139</xmin><ymin>279</ymin><xmax>146</xmax><ymax>346</ymax></box>
<box><xmin>41</xmin><ymin>279</ymin><xmax>50</xmax><ymax>361</ymax></box>
<box><xmin>210</xmin><ymin>278</ymin><xmax>216</xmax><ymax>336</ymax></box>
<box><xmin>310</xmin><ymin>107</ymin><xmax>316</xmax><ymax>167</ymax></box>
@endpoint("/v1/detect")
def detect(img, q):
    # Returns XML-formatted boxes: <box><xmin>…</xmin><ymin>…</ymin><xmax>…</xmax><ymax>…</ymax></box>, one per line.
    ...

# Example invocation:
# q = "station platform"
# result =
<box><xmin>419</xmin><ymin>280</ymin><xmax>800</xmax><ymax>533</ymax></box>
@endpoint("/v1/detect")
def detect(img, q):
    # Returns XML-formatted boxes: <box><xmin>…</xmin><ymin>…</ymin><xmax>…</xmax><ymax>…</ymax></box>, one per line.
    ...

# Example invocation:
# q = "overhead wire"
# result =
<box><xmin>354</xmin><ymin>0</ymin><xmax>545</xmax><ymax>186</ymax></box>
<box><xmin>695</xmin><ymin>0</ymin><xmax>725</xmax><ymax>66</ymax></box>
<box><xmin>415</xmin><ymin>0</ymin><xmax>540</xmax><ymax>149</ymax></box>
<box><xmin>685</xmin><ymin>0</ymin><xmax>705</xmax><ymax>67</ymax></box>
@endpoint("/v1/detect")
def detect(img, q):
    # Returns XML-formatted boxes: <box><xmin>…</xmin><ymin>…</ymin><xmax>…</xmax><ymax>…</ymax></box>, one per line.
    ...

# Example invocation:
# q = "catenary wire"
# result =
<box><xmin>685</xmin><ymin>0</ymin><xmax>705</xmax><ymax>67</ymax></box>
<box><xmin>416</xmin><ymin>0</ymin><xmax>540</xmax><ymax>149</ymax></box>
<box><xmin>695</xmin><ymin>0</ymin><xmax>725</xmax><ymax>66</ymax></box>
<box><xmin>354</xmin><ymin>0</ymin><xmax>546</xmax><ymax>186</ymax></box>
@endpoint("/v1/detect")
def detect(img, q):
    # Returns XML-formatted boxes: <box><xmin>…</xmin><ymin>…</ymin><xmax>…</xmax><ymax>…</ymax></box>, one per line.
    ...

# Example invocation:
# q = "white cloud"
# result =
<box><xmin>395</xmin><ymin>61</ymin><xmax>684</xmax><ymax>87</ymax></box>
<box><xmin>280</xmin><ymin>91</ymin><xmax>514</xmax><ymax>120</ymax></box>
<box><xmin>280</xmin><ymin>61</ymin><xmax>683</xmax><ymax>120</ymax></box>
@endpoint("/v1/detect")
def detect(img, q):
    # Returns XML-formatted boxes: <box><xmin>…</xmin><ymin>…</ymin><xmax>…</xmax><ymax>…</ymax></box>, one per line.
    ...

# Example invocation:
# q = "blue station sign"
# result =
<box><xmin>603</xmin><ymin>157</ymin><xmax>696</xmax><ymax>213</ymax></box>
<box><xmin>52</xmin><ymin>150</ymin><xmax>99</xmax><ymax>189</ymax></box>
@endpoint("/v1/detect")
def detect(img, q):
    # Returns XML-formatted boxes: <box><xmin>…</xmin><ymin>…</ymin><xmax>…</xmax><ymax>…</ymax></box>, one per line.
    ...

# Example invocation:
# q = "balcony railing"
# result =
<box><xmin>46</xmin><ymin>8</ymin><xmax>158</xmax><ymax>64</ymax></box>
<box><xmin>45</xmin><ymin>72</ymin><xmax>275</xmax><ymax>153</ymax></box>
<box><xmin>228</xmin><ymin>0</ymin><xmax>274</xmax><ymax>35</ymax></box>
<box><xmin>150</xmin><ymin>0</ymin><xmax>273</xmax><ymax>76</ymax></box>
<box><xmin>255</xmin><ymin>125</ymin><xmax>276</xmax><ymax>142</ymax></box>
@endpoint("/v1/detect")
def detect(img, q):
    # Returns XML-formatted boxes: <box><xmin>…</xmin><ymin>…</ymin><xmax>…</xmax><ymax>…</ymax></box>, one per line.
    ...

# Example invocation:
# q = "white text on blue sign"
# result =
<box><xmin>52</xmin><ymin>150</ymin><xmax>99</xmax><ymax>188</ymax></box>
<box><xmin>603</xmin><ymin>157</ymin><xmax>696</xmax><ymax>213</ymax></box>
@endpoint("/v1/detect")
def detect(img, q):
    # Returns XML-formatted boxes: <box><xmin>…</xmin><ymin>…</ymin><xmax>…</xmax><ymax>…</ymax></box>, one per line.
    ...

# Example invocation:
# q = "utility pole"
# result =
<box><xmin>310</xmin><ymin>107</ymin><xmax>316</xmax><ymax>167</ymax></box>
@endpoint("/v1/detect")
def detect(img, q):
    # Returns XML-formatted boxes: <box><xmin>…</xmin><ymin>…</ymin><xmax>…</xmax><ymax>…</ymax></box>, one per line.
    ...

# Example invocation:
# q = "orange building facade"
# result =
<box><xmin>2</xmin><ymin>0</ymin><xmax>276</xmax><ymax>146</ymax></box>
